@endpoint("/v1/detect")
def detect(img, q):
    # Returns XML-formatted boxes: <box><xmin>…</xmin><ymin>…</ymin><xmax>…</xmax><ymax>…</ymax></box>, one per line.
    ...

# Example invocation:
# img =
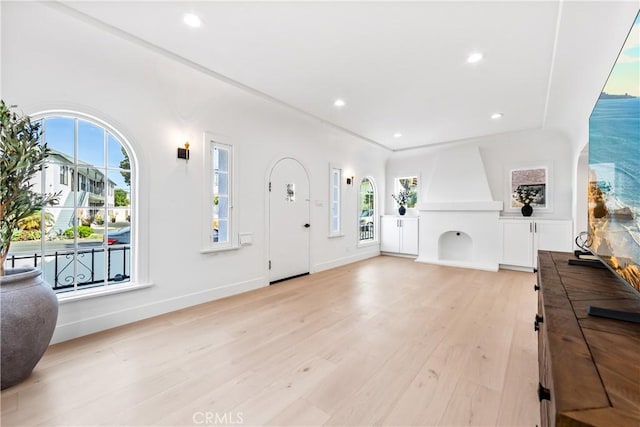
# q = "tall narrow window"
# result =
<box><xmin>6</xmin><ymin>114</ymin><xmax>135</xmax><ymax>295</ymax></box>
<box><xmin>359</xmin><ymin>177</ymin><xmax>376</xmax><ymax>243</ymax></box>
<box><xmin>330</xmin><ymin>167</ymin><xmax>341</xmax><ymax>236</ymax></box>
<box><xmin>212</xmin><ymin>142</ymin><xmax>232</xmax><ymax>244</ymax></box>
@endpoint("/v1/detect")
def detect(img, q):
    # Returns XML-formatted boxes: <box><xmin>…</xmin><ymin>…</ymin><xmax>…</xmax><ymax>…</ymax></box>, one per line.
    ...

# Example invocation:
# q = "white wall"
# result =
<box><xmin>544</xmin><ymin>1</ymin><xmax>639</xmax><ymax>153</ymax></box>
<box><xmin>2</xmin><ymin>2</ymin><xmax>389</xmax><ymax>343</ymax></box>
<box><xmin>387</xmin><ymin>129</ymin><xmax>574</xmax><ymax>219</ymax></box>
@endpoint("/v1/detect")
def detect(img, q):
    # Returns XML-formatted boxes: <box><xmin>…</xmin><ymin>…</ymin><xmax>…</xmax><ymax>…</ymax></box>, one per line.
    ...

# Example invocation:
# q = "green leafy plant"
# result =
<box><xmin>1</xmin><ymin>100</ymin><xmax>60</xmax><ymax>275</ymax></box>
<box><xmin>114</xmin><ymin>188</ymin><xmax>129</xmax><ymax>207</ymax></box>
<box><xmin>63</xmin><ymin>225</ymin><xmax>93</xmax><ymax>239</ymax></box>
<box><xmin>17</xmin><ymin>210</ymin><xmax>55</xmax><ymax>231</ymax></box>
<box><xmin>12</xmin><ymin>230</ymin><xmax>42</xmax><ymax>242</ymax></box>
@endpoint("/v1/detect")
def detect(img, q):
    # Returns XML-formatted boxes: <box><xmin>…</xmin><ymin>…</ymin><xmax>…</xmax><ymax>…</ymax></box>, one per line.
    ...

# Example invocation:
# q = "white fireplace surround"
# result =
<box><xmin>416</xmin><ymin>202</ymin><xmax>502</xmax><ymax>271</ymax></box>
<box><xmin>415</xmin><ymin>146</ymin><xmax>503</xmax><ymax>271</ymax></box>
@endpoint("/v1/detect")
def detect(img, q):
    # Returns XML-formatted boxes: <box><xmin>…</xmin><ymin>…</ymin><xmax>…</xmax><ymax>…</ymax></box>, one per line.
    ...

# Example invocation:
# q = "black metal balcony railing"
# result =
<box><xmin>359</xmin><ymin>224</ymin><xmax>374</xmax><ymax>241</ymax></box>
<box><xmin>6</xmin><ymin>246</ymin><xmax>130</xmax><ymax>292</ymax></box>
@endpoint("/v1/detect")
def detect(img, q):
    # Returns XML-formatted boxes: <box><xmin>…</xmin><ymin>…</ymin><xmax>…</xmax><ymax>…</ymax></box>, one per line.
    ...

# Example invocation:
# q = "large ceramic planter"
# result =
<box><xmin>1</xmin><ymin>267</ymin><xmax>58</xmax><ymax>389</ymax></box>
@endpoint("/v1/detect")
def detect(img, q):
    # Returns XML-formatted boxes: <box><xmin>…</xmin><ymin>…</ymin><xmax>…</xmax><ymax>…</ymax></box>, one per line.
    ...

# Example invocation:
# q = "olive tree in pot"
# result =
<box><xmin>1</xmin><ymin>100</ymin><xmax>60</xmax><ymax>389</ymax></box>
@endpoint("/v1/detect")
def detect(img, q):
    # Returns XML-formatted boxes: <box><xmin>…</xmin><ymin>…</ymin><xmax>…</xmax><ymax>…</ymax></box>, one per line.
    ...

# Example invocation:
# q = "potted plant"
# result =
<box><xmin>1</xmin><ymin>100</ymin><xmax>60</xmax><ymax>389</ymax></box>
<box><xmin>392</xmin><ymin>190</ymin><xmax>410</xmax><ymax>216</ymax></box>
<box><xmin>513</xmin><ymin>185</ymin><xmax>541</xmax><ymax>217</ymax></box>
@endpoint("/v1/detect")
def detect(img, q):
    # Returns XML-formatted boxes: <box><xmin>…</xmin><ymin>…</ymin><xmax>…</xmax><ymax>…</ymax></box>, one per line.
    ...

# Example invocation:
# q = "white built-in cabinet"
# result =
<box><xmin>499</xmin><ymin>218</ymin><xmax>573</xmax><ymax>269</ymax></box>
<box><xmin>381</xmin><ymin>216</ymin><xmax>419</xmax><ymax>255</ymax></box>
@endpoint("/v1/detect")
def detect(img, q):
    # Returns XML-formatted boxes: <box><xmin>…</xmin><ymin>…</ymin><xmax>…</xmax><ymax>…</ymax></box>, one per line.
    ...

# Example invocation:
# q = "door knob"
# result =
<box><xmin>538</xmin><ymin>383</ymin><xmax>551</xmax><ymax>401</ymax></box>
<box><xmin>304</xmin><ymin>224</ymin><xmax>310</xmax><ymax>228</ymax></box>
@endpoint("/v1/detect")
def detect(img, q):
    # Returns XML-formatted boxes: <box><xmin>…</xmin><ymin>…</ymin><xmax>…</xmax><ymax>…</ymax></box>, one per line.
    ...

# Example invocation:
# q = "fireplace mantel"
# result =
<box><xmin>419</xmin><ymin>201</ymin><xmax>503</xmax><ymax>212</ymax></box>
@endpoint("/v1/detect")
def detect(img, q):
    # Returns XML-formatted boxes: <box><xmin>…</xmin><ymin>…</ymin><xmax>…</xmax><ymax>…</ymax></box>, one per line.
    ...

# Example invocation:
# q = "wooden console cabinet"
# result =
<box><xmin>536</xmin><ymin>251</ymin><xmax>640</xmax><ymax>427</ymax></box>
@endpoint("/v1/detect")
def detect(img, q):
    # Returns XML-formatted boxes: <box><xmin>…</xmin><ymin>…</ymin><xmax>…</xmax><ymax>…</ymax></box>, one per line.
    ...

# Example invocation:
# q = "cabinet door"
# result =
<box><xmin>399</xmin><ymin>217</ymin><xmax>419</xmax><ymax>255</ymax></box>
<box><xmin>534</xmin><ymin>220</ymin><xmax>573</xmax><ymax>252</ymax></box>
<box><xmin>501</xmin><ymin>220</ymin><xmax>534</xmax><ymax>267</ymax></box>
<box><xmin>380</xmin><ymin>216</ymin><xmax>400</xmax><ymax>252</ymax></box>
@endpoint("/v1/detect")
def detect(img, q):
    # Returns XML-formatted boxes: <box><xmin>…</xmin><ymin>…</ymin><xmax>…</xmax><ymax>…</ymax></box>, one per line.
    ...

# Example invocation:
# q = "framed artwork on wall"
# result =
<box><xmin>508</xmin><ymin>165</ymin><xmax>551</xmax><ymax>211</ymax></box>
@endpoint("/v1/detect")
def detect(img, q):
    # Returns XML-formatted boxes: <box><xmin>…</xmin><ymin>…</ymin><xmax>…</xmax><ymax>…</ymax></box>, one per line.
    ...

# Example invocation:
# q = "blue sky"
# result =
<box><xmin>603</xmin><ymin>12</ymin><xmax>640</xmax><ymax>96</ymax></box>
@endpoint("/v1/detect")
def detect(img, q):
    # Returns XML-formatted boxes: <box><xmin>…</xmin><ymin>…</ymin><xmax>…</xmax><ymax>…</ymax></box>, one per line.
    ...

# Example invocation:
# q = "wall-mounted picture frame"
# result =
<box><xmin>508</xmin><ymin>165</ymin><xmax>550</xmax><ymax>210</ymax></box>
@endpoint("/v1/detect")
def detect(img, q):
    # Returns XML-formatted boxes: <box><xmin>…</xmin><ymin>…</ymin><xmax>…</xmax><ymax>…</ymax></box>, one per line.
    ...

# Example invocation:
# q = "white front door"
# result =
<box><xmin>269</xmin><ymin>158</ymin><xmax>310</xmax><ymax>283</ymax></box>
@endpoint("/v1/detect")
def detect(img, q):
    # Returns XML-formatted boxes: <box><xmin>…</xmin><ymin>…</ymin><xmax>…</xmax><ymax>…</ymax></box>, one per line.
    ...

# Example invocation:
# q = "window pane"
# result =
<box><xmin>217</xmin><ymin>219</ymin><xmax>229</xmax><ymax>243</ymax></box>
<box><xmin>77</xmin><ymin>247</ymin><xmax>106</xmax><ymax>289</ymax></box>
<box><xmin>217</xmin><ymin>172</ymin><xmax>229</xmax><ymax>196</ymax></box>
<box><xmin>107</xmin><ymin>170</ymin><xmax>131</xmax><ymax>209</ymax></box>
<box><xmin>107</xmin><ymin>134</ymin><xmax>129</xmax><ymax>169</ymax></box>
<box><xmin>76</xmin><ymin>167</ymin><xmax>105</xmax><ymax>216</ymax></box>
<box><xmin>43</xmin><ymin>117</ymin><xmax>74</xmax><ymax>162</ymax></box>
<box><xmin>216</xmin><ymin>147</ymin><xmax>229</xmax><ymax>172</ymax></box>
<box><xmin>107</xmin><ymin>245</ymin><xmax>130</xmax><ymax>285</ymax></box>
<box><xmin>78</xmin><ymin>120</ymin><xmax>105</xmax><ymax>167</ymax></box>
<box><xmin>217</xmin><ymin>196</ymin><xmax>229</xmax><ymax>220</ymax></box>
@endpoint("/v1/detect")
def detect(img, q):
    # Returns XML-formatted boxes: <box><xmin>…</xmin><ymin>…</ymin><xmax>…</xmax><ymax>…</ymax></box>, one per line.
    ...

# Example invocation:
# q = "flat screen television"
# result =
<box><xmin>587</xmin><ymin>11</ymin><xmax>640</xmax><ymax>322</ymax></box>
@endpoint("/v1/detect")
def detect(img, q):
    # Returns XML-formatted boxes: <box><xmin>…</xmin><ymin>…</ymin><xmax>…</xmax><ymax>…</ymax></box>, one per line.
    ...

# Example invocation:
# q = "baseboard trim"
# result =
<box><xmin>499</xmin><ymin>264</ymin><xmax>535</xmax><ymax>273</ymax></box>
<box><xmin>51</xmin><ymin>276</ymin><xmax>267</xmax><ymax>344</ymax></box>
<box><xmin>415</xmin><ymin>257</ymin><xmax>499</xmax><ymax>272</ymax></box>
<box><xmin>312</xmin><ymin>249</ymin><xmax>380</xmax><ymax>273</ymax></box>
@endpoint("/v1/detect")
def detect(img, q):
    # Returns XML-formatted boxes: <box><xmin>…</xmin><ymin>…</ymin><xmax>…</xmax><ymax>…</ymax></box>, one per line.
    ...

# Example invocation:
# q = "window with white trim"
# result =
<box><xmin>358</xmin><ymin>177</ymin><xmax>376</xmax><ymax>242</ymax></box>
<box><xmin>211</xmin><ymin>141</ymin><xmax>233</xmax><ymax>245</ymax></box>
<box><xmin>329</xmin><ymin>167</ymin><xmax>341</xmax><ymax>235</ymax></box>
<box><xmin>6</xmin><ymin>115</ymin><xmax>135</xmax><ymax>295</ymax></box>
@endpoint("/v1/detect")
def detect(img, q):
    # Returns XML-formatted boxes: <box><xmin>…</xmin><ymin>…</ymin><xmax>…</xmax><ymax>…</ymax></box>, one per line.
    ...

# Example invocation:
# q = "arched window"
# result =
<box><xmin>6</xmin><ymin>114</ymin><xmax>135</xmax><ymax>294</ymax></box>
<box><xmin>359</xmin><ymin>177</ymin><xmax>376</xmax><ymax>243</ymax></box>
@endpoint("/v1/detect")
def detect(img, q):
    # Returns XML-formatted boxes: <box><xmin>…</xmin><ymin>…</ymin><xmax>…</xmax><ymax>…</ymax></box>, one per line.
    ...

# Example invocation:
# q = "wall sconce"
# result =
<box><xmin>346</xmin><ymin>176</ymin><xmax>355</xmax><ymax>186</ymax></box>
<box><xmin>177</xmin><ymin>142</ymin><xmax>190</xmax><ymax>160</ymax></box>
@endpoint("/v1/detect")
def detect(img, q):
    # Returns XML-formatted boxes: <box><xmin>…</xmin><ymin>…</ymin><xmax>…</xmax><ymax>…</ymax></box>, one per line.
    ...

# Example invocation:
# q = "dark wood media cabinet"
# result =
<box><xmin>536</xmin><ymin>251</ymin><xmax>640</xmax><ymax>427</ymax></box>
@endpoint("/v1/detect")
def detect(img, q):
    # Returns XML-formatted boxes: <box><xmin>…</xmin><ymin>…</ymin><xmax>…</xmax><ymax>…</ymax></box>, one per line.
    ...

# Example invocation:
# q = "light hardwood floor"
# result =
<box><xmin>1</xmin><ymin>256</ymin><xmax>540</xmax><ymax>426</ymax></box>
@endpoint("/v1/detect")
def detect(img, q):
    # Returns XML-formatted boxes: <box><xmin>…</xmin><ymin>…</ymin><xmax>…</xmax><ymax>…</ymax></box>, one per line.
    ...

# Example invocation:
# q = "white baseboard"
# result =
<box><xmin>51</xmin><ymin>276</ymin><xmax>267</xmax><ymax>344</ymax></box>
<box><xmin>312</xmin><ymin>249</ymin><xmax>380</xmax><ymax>273</ymax></box>
<box><xmin>499</xmin><ymin>264</ymin><xmax>535</xmax><ymax>273</ymax></box>
<box><xmin>415</xmin><ymin>257</ymin><xmax>499</xmax><ymax>272</ymax></box>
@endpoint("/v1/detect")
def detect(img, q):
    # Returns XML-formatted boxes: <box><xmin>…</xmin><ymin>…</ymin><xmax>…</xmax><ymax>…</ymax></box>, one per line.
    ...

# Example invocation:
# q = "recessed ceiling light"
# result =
<box><xmin>183</xmin><ymin>13</ymin><xmax>202</xmax><ymax>28</ymax></box>
<box><xmin>491</xmin><ymin>112</ymin><xmax>504</xmax><ymax>119</ymax></box>
<box><xmin>333</xmin><ymin>99</ymin><xmax>346</xmax><ymax>108</ymax></box>
<box><xmin>393</xmin><ymin>133</ymin><xmax>403</xmax><ymax>138</ymax></box>
<box><xmin>467</xmin><ymin>52</ymin><xmax>483</xmax><ymax>63</ymax></box>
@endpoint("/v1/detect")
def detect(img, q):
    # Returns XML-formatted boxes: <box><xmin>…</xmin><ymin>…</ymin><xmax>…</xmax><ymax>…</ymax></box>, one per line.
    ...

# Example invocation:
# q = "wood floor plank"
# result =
<box><xmin>0</xmin><ymin>256</ymin><xmax>539</xmax><ymax>427</ymax></box>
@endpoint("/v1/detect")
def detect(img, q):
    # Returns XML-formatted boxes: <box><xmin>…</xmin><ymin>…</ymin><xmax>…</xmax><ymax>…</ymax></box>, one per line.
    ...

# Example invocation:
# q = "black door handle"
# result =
<box><xmin>538</xmin><ymin>383</ymin><xmax>551</xmax><ymax>401</ymax></box>
<box><xmin>534</xmin><ymin>314</ymin><xmax>544</xmax><ymax>331</ymax></box>
<box><xmin>304</xmin><ymin>224</ymin><xmax>310</xmax><ymax>228</ymax></box>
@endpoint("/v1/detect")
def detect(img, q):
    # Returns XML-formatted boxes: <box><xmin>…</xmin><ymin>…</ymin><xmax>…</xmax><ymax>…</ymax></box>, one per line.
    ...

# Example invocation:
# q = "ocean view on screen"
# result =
<box><xmin>588</xmin><ymin>13</ymin><xmax>640</xmax><ymax>291</ymax></box>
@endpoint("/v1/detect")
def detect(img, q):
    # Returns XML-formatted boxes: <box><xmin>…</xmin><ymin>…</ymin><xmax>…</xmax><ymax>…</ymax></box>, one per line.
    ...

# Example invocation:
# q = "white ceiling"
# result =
<box><xmin>61</xmin><ymin>1</ymin><xmax>639</xmax><ymax>151</ymax></box>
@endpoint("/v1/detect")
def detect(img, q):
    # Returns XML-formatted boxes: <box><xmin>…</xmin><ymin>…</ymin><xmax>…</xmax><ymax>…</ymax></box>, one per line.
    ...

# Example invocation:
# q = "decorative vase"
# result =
<box><xmin>398</xmin><ymin>206</ymin><xmax>406</xmax><ymax>216</ymax></box>
<box><xmin>1</xmin><ymin>267</ymin><xmax>58</xmax><ymax>389</ymax></box>
<box><xmin>521</xmin><ymin>203</ymin><xmax>533</xmax><ymax>217</ymax></box>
